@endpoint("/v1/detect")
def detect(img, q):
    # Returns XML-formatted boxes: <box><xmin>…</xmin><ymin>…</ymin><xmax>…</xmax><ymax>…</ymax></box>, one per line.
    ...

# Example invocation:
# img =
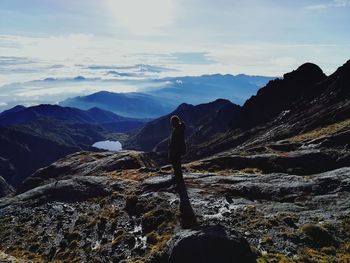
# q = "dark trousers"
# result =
<box><xmin>171</xmin><ymin>157</ymin><xmax>185</xmax><ymax>192</ymax></box>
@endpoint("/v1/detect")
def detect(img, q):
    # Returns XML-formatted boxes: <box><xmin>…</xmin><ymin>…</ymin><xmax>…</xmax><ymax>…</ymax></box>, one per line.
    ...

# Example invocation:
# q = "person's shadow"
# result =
<box><xmin>174</xmin><ymin>175</ymin><xmax>198</xmax><ymax>229</ymax></box>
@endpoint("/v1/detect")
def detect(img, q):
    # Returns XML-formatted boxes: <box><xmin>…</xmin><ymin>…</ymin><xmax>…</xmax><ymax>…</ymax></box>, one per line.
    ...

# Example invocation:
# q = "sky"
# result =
<box><xmin>0</xmin><ymin>0</ymin><xmax>349</xmax><ymax>109</ymax></box>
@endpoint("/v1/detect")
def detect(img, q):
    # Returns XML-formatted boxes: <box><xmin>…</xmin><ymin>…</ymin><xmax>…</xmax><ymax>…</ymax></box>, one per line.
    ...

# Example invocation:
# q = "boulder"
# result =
<box><xmin>167</xmin><ymin>225</ymin><xmax>255</xmax><ymax>263</ymax></box>
<box><xmin>18</xmin><ymin>150</ymin><xmax>157</xmax><ymax>193</ymax></box>
<box><xmin>0</xmin><ymin>176</ymin><xmax>123</xmax><ymax>208</ymax></box>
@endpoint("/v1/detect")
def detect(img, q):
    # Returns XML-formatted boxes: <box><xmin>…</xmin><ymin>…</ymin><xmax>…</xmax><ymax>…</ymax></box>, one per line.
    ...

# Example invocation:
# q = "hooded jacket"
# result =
<box><xmin>169</xmin><ymin>122</ymin><xmax>186</xmax><ymax>160</ymax></box>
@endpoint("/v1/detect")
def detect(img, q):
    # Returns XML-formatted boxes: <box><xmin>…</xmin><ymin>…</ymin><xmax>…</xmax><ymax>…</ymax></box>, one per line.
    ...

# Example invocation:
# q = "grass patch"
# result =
<box><xmin>288</xmin><ymin>118</ymin><xmax>350</xmax><ymax>143</ymax></box>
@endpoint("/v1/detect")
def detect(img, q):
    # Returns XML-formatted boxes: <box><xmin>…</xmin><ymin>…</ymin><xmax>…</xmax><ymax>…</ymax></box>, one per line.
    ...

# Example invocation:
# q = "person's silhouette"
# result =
<box><xmin>169</xmin><ymin>115</ymin><xmax>198</xmax><ymax>228</ymax></box>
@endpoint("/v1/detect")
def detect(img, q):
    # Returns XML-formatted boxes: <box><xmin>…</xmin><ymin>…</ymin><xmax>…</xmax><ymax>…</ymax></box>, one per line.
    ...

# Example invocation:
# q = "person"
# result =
<box><xmin>168</xmin><ymin>115</ymin><xmax>186</xmax><ymax>185</ymax></box>
<box><xmin>168</xmin><ymin>115</ymin><xmax>197</xmax><ymax>228</ymax></box>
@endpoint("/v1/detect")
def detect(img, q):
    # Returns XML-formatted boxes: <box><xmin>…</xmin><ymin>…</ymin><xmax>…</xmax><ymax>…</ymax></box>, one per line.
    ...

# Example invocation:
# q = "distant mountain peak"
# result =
<box><xmin>73</xmin><ymin>76</ymin><xmax>86</xmax><ymax>81</ymax></box>
<box><xmin>0</xmin><ymin>105</ymin><xmax>26</xmax><ymax>115</ymax></box>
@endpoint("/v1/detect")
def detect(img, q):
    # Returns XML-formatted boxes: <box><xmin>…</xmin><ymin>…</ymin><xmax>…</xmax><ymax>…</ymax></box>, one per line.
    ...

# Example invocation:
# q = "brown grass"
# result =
<box><xmin>288</xmin><ymin>118</ymin><xmax>350</xmax><ymax>143</ymax></box>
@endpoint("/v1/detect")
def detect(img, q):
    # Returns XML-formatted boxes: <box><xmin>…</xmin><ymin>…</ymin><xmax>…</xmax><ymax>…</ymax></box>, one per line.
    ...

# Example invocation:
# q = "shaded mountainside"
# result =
<box><xmin>0</xmin><ymin>150</ymin><xmax>349</xmax><ymax>262</ymax></box>
<box><xmin>189</xmin><ymin>60</ymin><xmax>350</xmax><ymax>160</ymax></box>
<box><xmin>0</xmin><ymin>125</ymin><xmax>80</xmax><ymax>188</ymax></box>
<box><xmin>124</xmin><ymin>99</ymin><xmax>240</xmax><ymax>152</ymax></box>
<box><xmin>233</xmin><ymin>63</ymin><xmax>326</xmax><ymax>128</ymax></box>
<box><xmin>0</xmin><ymin>105</ymin><xmax>148</xmax><ymax>187</ymax></box>
<box><xmin>0</xmin><ymin>104</ymin><xmax>147</xmax><ymax>131</ymax></box>
<box><xmin>0</xmin><ymin>176</ymin><xmax>14</xmax><ymax>197</ymax></box>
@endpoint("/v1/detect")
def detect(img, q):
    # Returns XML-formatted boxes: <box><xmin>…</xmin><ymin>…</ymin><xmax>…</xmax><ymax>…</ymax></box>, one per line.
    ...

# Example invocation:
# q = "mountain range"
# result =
<box><xmin>60</xmin><ymin>91</ymin><xmax>172</xmax><ymax>119</ymax></box>
<box><xmin>125</xmin><ymin>60</ymin><xmax>350</xmax><ymax>162</ymax></box>
<box><xmin>59</xmin><ymin>74</ymin><xmax>273</xmax><ymax>118</ymax></box>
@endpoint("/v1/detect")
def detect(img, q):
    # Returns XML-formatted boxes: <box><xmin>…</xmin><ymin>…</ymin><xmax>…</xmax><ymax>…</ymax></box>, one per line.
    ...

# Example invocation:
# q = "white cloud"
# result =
<box><xmin>334</xmin><ymin>0</ymin><xmax>350</xmax><ymax>6</ymax></box>
<box><xmin>305</xmin><ymin>4</ymin><xmax>328</xmax><ymax>10</ymax></box>
<box><xmin>305</xmin><ymin>0</ymin><xmax>350</xmax><ymax>10</ymax></box>
<box><xmin>105</xmin><ymin>0</ymin><xmax>177</xmax><ymax>35</ymax></box>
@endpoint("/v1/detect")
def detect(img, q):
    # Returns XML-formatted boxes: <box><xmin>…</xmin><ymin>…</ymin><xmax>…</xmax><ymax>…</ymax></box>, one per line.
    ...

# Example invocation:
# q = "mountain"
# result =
<box><xmin>59</xmin><ymin>74</ymin><xmax>273</xmax><ymax>119</ymax></box>
<box><xmin>124</xmin><ymin>99</ymin><xmax>240</xmax><ymax>152</ymax></box>
<box><xmin>1</xmin><ymin>104</ymin><xmax>133</xmax><ymax>124</ymax></box>
<box><xmin>0</xmin><ymin>104</ymin><xmax>149</xmax><ymax>186</ymax></box>
<box><xmin>186</xmin><ymin>60</ymin><xmax>350</xmax><ymax>160</ymax></box>
<box><xmin>125</xmin><ymin>61</ymin><xmax>350</xmax><ymax>163</ymax></box>
<box><xmin>148</xmin><ymin>74</ymin><xmax>274</xmax><ymax>106</ymax></box>
<box><xmin>232</xmin><ymin>63</ymin><xmax>327</xmax><ymax>128</ymax></box>
<box><xmin>59</xmin><ymin>91</ymin><xmax>173</xmax><ymax>119</ymax></box>
<box><xmin>0</xmin><ymin>105</ymin><xmax>26</xmax><ymax>116</ymax></box>
<box><xmin>0</xmin><ymin>125</ymin><xmax>80</xmax><ymax>186</ymax></box>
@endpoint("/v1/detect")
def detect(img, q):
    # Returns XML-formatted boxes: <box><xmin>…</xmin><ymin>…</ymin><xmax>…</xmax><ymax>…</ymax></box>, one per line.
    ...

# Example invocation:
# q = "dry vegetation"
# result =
<box><xmin>288</xmin><ymin>118</ymin><xmax>350</xmax><ymax>143</ymax></box>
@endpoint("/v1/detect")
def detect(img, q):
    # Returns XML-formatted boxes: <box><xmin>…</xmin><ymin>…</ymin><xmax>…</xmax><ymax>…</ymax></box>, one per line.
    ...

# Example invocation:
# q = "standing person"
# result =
<box><xmin>169</xmin><ymin>115</ymin><xmax>186</xmax><ymax>186</ymax></box>
<box><xmin>169</xmin><ymin>115</ymin><xmax>197</xmax><ymax>228</ymax></box>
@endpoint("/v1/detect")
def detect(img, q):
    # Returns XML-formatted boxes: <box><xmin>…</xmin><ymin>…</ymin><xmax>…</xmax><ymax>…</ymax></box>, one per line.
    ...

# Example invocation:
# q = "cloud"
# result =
<box><xmin>138</xmin><ymin>52</ymin><xmax>216</xmax><ymax>65</ymax></box>
<box><xmin>169</xmin><ymin>52</ymin><xmax>216</xmax><ymax>65</ymax></box>
<box><xmin>0</xmin><ymin>56</ymin><xmax>34</xmax><ymax>66</ymax></box>
<box><xmin>0</xmin><ymin>56</ymin><xmax>39</xmax><ymax>75</ymax></box>
<box><xmin>86</xmin><ymin>64</ymin><xmax>176</xmax><ymax>73</ymax></box>
<box><xmin>105</xmin><ymin>0</ymin><xmax>177</xmax><ymax>35</ymax></box>
<box><xmin>305</xmin><ymin>0</ymin><xmax>350</xmax><ymax>10</ymax></box>
<box><xmin>0</xmin><ymin>75</ymin><xmax>170</xmax><ymax>107</ymax></box>
<box><xmin>107</xmin><ymin>71</ymin><xmax>140</xmax><ymax>77</ymax></box>
<box><xmin>304</xmin><ymin>4</ymin><xmax>328</xmax><ymax>10</ymax></box>
<box><xmin>334</xmin><ymin>0</ymin><xmax>350</xmax><ymax>6</ymax></box>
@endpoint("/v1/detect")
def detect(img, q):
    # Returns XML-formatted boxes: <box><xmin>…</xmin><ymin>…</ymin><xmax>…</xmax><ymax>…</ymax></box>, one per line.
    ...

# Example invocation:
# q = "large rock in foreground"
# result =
<box><xmin>167</xmin><ymin>225</ymin><xmax>255</xmax><ymax>263</ymax></box>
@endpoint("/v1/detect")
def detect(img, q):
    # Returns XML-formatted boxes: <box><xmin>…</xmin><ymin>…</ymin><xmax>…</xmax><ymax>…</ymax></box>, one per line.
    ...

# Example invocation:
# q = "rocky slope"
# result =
<box><xmin>187</xmin><ymin>60</ymin><xmax>350</xmax><ymax>160</ymax></box>
<box><xmin>0</xmin><ymin>149</ymin><xmax>349</xmax><ymax>262</ymax></box>
<box><xmin>126</xmin><ymin>60</ymin><xmax>350</xmax><ymax>163</ymax></box>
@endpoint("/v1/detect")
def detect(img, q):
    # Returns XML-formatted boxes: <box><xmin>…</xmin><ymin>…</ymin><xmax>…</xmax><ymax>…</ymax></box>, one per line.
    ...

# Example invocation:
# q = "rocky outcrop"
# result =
<box><xmin>18</xmin><ymin>150</ymin><xmax>158</xmax><ymax>193</ymax></box>
<box><xmin>167</xmin><ymin>225</ymin><xmax>255</xmax><ymax>263</ymax></box>
<box><xmin>189</xmin><ymin>148</ymin><xmax>349</xmax><ymax>175</ymax></box>
<box><xmin>235</xmin><ymin>63</ymin><xmax>326</xmax><ymax>128</ymax></box>
<box><xmin>0</xmin><ymin>176</ymin><xmax>124</xmax><ymax>208</ymax></box>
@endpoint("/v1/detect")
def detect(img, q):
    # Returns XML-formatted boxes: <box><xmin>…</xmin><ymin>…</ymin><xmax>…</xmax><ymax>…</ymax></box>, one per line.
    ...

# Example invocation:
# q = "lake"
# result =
<box><xmin>92</xmin><ymin>140</ymin><xmax>122</xmax><ymax>151</ymax></box>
